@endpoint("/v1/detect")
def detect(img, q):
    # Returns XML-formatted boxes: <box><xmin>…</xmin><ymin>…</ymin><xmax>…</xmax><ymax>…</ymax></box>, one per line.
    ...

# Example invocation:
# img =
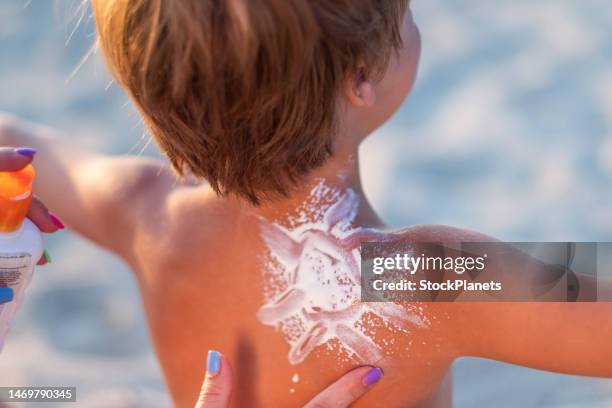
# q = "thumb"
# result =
<box><xmin>0</xmin><ymin>147</ymin><xmax>36</xmax><ymax>172</ymax></box>
<box><xmin>195</xmin><ymin>350</ymin><xmax>233</xmax><ymax>408</ymax></box>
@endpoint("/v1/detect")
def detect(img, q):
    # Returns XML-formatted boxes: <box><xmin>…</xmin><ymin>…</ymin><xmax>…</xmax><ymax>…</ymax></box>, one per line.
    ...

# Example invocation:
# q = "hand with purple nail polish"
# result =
<box><xmin>195</xmin><ymin>349</ymin><xmax>383</xmax><ymax>408</ymax></box>
<box><xmin>0</xmin><ymin>146</ymin><xmax>63</xmax><ymax>273</ymax></box>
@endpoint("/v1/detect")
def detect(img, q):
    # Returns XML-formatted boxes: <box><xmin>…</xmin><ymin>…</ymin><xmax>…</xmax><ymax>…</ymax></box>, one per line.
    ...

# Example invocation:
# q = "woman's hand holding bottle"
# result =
<box><xmin>0</xmin><ymin>147</ymin><xmax>63</xmax><ymax>305</ymax></box>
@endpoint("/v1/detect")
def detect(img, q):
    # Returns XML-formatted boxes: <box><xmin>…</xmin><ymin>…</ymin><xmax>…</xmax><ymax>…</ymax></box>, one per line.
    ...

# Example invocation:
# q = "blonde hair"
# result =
<box><xmin>93</xmin><ymin>0</ymin><xmax>407</xmax><ymax>204</ymax></box>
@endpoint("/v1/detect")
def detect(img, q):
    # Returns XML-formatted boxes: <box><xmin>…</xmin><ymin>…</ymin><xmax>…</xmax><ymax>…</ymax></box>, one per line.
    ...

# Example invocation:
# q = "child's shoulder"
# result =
<box><xmin>96</xmin><ymin>156</ymin><xmax>228</xmax><ymax>262</ymax></box>
<box><xmin>119</xmin><ymin>161</ymin><xmax>237</xmax><ymax>249</ymax></box>
<box><xmin>83</xmin><ymin>155</ymin><xmax>180</xmax><ymax>223</ymax></box>
<box><xmin>394</xmin><ymin>223</ymin><xmax>499</xmax><ymax>243</ymax></box>
<box><xmin>95</xmin><ymin>156</ymin><xmax>176</xmax><ymax>197</ymax></box>
<box><xmin>92</xmin><ymin>155</ymin><xmax>232</xmax><ymax>218</ymax></box>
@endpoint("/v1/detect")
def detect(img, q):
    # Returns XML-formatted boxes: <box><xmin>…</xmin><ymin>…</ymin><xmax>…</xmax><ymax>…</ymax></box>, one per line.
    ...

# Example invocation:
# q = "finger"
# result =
<box><xmin>195</xmin><ymin>350</ymin><xmax>233</xmax><ymax>408</ymax></box>
<box><xmin>26</xmin><ymin>197</ymin><xmax>64</xmax><ymax>233</ymax></box>
<box><xmin>0</xmin><ymin>147</ymin><xmax>36</xmax><ymax>171</ymax></box>
<box><xmin>304</xmin><ymin>366</ymin><xmax>383</xmax><ymax>408</ymax></box>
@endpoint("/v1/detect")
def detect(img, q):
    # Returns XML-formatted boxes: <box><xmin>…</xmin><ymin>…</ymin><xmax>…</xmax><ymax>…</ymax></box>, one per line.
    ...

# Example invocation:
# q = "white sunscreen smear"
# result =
<box><xmin>257</xmin><ymin>180</ymin><xmax>429</xmax><ymax>365</ymax></box>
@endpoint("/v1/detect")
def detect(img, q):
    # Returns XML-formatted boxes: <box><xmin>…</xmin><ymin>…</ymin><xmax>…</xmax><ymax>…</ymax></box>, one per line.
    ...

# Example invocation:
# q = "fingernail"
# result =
<box><xmin>0</xmin><ymin>288</ymin><xmax>14</xmax><ymax>303</ymax></box>
<box><xmin>43</xmin><ymin>249</ymin><xmax>52</xmax><ymax>264</ymax></box>
<box><xmin>206</xmin><ymin>350</ymin><xmax>221</xmax><ymax>376</ymax></box>
<box><xmin>49</xmin><ymin>212</ymin><xmax>65</xmax><ymax>230</ymax></box>
<box><xmin>362</xmin><ymin>367</ymin><xmax>383</xmax><ymax>386</ymax></box>
<box><xmin>15</xmin><ymin>147</ymin><xmax>37</xmax><ymax>157</ymax></box>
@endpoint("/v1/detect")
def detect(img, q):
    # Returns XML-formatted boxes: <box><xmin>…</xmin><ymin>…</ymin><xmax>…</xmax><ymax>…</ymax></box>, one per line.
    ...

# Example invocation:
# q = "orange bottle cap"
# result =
<box><xmin>0</xmin><ymin>164</ymin><xmax>35</xmax><ymax>233</ymax></box>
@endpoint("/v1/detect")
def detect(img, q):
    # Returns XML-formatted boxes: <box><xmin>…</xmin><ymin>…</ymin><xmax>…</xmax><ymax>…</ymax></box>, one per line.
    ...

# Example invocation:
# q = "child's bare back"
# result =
<box><xmin>131</xmin><ymin>175</ymin><xmax>457</xmax><ymax>407</ymax></box>
<box><xmin>97</xmin><ymin>164</ymin><xmax>461</xmax><ymax>407</ymax></box>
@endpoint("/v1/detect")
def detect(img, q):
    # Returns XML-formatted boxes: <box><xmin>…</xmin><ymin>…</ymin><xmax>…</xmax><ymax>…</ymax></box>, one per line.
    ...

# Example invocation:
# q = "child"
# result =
<box><xmin>1</xmin><ymin>0</ymin><xmax>611</xmax><ymax>406</ymax></box>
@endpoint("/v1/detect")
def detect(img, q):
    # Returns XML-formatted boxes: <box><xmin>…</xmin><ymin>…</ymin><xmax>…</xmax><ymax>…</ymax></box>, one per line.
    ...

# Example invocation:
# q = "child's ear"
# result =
<box><xmin>344</xmin><ymin>64</ymin><xmax>376</xmax><ymax>108</ymax></box>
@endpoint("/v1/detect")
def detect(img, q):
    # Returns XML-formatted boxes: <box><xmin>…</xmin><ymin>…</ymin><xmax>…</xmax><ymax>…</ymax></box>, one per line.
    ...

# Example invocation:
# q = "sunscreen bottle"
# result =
<box><xmin>0</xmin><ymin>164</ymin><xmax>43</xmax><ymax>350</ymax></box>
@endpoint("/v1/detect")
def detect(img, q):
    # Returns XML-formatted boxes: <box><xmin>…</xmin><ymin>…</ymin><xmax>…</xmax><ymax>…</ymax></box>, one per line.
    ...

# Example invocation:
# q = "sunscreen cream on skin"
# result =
<box><xmin>0</xmin><ymin>164</ymin><xmax>43</xmax><ymax>350</ymax></box>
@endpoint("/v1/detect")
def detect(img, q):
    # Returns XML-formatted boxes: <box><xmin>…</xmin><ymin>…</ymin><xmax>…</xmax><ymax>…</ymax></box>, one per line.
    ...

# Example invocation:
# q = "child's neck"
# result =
<box><xmin>252</xmin><ymin>145</ymin><xmax>384</xmax><ymax>229</ymax></box>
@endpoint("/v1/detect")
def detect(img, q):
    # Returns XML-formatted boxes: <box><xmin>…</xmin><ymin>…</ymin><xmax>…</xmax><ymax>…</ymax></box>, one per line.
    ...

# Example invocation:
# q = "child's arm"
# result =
<box><xmin>0</xmin><ymin>114</ymin><xmax>178</xmax><ymax>261</ymax></box>
<box><xmin>464</xmin><ymin>301</ymin><xmax>612</xmax><ymax>377</ymax></box>
<box><xmin>475</xmin><ymin>251</ymin><xmax>612</xmax><ymax>376</ymax></box>
<box><xmin>407</xmin><ymin>225</ymin><xmax>612</xmax><ymax>377</ymax></box>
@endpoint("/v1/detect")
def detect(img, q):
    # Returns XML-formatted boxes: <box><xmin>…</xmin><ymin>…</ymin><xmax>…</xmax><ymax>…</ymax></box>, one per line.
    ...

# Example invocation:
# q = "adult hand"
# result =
<box><xmin>196</xmin><ymin>350</ymin><xmax>384</xmax><ymax>408</ymax></box>
<box><xmin>0</xmin><ymin>147</ymin><xmax>63</xmax><ymax>304</ymax></box>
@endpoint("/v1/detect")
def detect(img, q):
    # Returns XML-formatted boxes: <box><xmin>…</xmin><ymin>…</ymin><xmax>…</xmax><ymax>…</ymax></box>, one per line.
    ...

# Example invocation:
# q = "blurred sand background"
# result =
<box><xmin>1</xmin><ymin>0</ymin><xmax>612</xmax><ymax>406</ymax></box>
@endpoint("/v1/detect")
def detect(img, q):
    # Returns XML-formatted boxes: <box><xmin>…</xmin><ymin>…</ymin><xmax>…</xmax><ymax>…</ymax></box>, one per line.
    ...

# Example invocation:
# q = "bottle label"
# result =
<box><xmin>0</xmin><ymin>253</ymin><xmax>32</xmax><ymax>288</ymax></box>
